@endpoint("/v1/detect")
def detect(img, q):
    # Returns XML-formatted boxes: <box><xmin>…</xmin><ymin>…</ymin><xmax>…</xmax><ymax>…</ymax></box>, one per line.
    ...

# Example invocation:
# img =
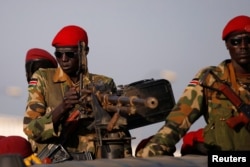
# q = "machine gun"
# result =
<box><xmin>79</xmin><ymin>84</ymin><xmax>158</xmax><ymax>159</ymax></box>
<box><xmin>85</xmin><ymin>78</ymin><xmax>176</xmax><ymax>158</ymax></box>
<box><xmin>83</xmin><ymin>85</ymin><xmax>158</xmax><ymax>128</ymax></box>
<box><xmin>117</xmin><ymin>79</ymin><xmax>176</xmax><ymax>129</ymax></box>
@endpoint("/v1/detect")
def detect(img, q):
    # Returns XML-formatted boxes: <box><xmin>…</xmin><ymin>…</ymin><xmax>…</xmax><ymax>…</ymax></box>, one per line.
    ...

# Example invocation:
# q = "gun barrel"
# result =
<box><xmin>100</xmin><ymin>94</ymin><xmax>158</xmax><ymax>109</ymax></box>
<box><xmin>144</xmin><ymin>97</ymin><xmax>158</xmax><ymax>109</ymax></box>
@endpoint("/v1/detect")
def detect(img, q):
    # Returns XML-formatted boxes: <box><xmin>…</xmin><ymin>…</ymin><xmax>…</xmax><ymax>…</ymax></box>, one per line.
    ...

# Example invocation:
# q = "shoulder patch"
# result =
<box><xmin>188</xmin><ymin>78</ymin><xmax>199</xmax><ymax>86</ymax></box>
<box><xmin>29</xmin><ymin>78</ymin><xmax>38</xmax><ymax>86</ymax></box>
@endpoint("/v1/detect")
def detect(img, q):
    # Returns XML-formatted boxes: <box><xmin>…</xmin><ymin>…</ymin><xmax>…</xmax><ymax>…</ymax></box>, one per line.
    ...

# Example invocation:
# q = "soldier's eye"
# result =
<box><xmin>54</xmin><ymin>51</ymin><xmax>77</xmax><ymax>59</ymax></box>
<box><xmin>230</xmin><ymin>38</ymin><xmax>241</xmax><ymax>46</ymax></box>
<box><xmin>229</xmin><ymin>36</ymin><xmax>250</xmax><ymax>46</ymax></box>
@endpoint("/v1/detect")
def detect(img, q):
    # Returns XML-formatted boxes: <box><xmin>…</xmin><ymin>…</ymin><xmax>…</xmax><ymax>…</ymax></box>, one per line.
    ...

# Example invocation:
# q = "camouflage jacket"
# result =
<box><xmin>137</xmin><ymin>59</ymin><xmax>250</xmax><ymax>157</ymax></box>
<box><xmin>23</xmin><ymin>67</ymin><xmax>121</xmax><ymax>154</ymax></box>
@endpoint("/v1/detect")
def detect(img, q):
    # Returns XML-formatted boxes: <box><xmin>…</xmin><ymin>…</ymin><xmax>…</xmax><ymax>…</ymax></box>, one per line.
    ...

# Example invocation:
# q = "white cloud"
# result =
<box><xmin>5</xmin><ymin>86</ymin><xmax>23</xmax><ymax>97</ymax></box>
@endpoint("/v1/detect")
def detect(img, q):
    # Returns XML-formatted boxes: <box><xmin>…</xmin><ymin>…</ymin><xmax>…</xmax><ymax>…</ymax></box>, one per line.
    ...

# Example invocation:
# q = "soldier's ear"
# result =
<box><xmin>85</xmin><ymin>46</ymin><xmax>89</xmax><ymax>55</ymax></box>
<box><xmin>225</xmin><ymin>41</ymin><xmax>230</xmax><ymax>50</ymax></box>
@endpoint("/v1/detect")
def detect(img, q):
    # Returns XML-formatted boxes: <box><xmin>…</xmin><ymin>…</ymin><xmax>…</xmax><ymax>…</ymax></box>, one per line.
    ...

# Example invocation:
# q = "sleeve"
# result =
<box><xmin>136</xmin><ymin>68</ymin><xmax>208</xmax><ymax>157</ymax></box>
<box><xmin>23</xmin><ymin>70</ymin><xmax>58</xmax><ymax>142</ymax></box>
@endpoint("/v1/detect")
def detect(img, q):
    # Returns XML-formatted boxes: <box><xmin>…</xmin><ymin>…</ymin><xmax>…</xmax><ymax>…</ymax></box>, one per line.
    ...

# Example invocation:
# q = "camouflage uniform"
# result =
<box><xmin>23</xmin><ymin>67</ymin><xmax>132</xmax><ymax>157</ymax></box>
<box><xmin>137</xmin><ymin>59</ymin><xmax>250</xmax><ymax>157</ymax></box>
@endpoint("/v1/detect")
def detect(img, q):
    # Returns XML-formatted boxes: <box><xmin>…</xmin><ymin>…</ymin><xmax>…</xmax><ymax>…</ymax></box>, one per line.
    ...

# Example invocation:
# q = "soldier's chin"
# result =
<box><xmin>238</xmin><ymin>58</ymin><xmax>250</xmax><ymax>64</ymax></box>
<box><xmin>62</xmin><ymin>68</ymin><xmax>74</xmax><ymax>75</ymax></box>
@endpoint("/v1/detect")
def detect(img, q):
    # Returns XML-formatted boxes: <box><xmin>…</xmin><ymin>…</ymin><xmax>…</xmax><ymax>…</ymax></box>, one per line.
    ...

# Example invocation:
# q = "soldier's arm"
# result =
<box><xmin>137</xmin><ymin>69</ymin><xmax>207</xmax><ymax>157</ymax></box>
<box><xmin>51</xmin><ymin>87</ymin><xmax>80</xmax><ymax>127</ymax></box>
<box><xmin>23</xmin><ymin>71</ymin><xmax>59</xmax><ymax>141</ymax></box>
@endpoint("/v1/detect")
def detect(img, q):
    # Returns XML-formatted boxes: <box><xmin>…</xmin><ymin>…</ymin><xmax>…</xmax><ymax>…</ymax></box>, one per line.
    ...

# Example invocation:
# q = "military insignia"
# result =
<box><xmin>29</xmin><ymin>78</ymin><xmax>38</xmax><ymax>86</ymax></box>
<box><xmin>188</xmin><ymin>78</ymin><xmax>199</xmax><ymax>86</ymax></box>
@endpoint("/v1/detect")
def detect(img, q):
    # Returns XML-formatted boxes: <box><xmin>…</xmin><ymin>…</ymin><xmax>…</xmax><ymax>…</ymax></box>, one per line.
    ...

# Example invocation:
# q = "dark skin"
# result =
<box><xmin>226</xmin><ymin>32</ymin><xmax>250</xmax><ymax>74</ymax></box>
<box><xmin>51</xmin><ymin>46</ymin><xmax>89</xmax><ymax>126</ymax></box>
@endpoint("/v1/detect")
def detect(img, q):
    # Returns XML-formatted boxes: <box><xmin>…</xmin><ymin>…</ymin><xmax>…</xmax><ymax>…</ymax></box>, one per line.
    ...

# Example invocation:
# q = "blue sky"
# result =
<box><xmin>1</xmin><ymin>0</ymin><xmax>250</xmax><ymax>154</ymax></box>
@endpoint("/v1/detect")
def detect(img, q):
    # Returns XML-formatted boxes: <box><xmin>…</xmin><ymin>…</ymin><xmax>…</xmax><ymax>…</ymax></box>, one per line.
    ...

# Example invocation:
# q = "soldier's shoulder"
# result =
<box><xmin>34</xmin><ymin>68</ymin><xmax>56</xmax><ymax>76</ymax></box>
<box><xmin>200</xmin><ymin>65</ymin><xmax>219</xmax><ymax>73</ymax></box>
<box><xmin>195</xmin><ymin>65</ymin><xmax>221</xmax><ymax>78</ymax></box>
<box><xmin>30</xmin><ymin>69</ymin><xmax>56</xmax><ymax>84</ymax></box>
<box><xmin>90</xmin><ymin>73</ymin><xmax>114</xmax><ymax>82</ymax></box>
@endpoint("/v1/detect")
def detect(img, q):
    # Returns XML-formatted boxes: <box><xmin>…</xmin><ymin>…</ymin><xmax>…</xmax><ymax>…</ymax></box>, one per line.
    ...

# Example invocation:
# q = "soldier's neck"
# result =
<box><xmin>69</xmin><ymin>73</ymin><xmax>80</xmax><ymax>83</ymax></box>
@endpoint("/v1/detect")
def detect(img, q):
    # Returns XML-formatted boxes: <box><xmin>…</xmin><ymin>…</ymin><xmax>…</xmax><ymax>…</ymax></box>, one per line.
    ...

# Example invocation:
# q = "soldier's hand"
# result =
<box><xmin>63</xmin><ymin>87</ymin><xmax>80</xmax><ymax>110</ymax></box>
<box><xmin>78</xmin><ymin>88</ymin><xmax>92</xmax><ymax>102</ymax></box>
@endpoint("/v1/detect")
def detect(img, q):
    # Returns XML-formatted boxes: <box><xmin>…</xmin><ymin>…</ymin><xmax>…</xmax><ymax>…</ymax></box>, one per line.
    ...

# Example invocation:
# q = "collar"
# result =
<box><xmin>52</xmin><ymin>67</ymin><xmax>91</xmax><ymax>86</ymax></box>
<box><xmin>217</xmin><ymin>59</ymin><xmax>238</xmax><ymax>90</ymax></box>
<box><xmin>216</xmin><ymin>59</ymin><xmax>231</xmax><ymax>81</ymax></box>
<box><xmin>53</xmin><ymin>67</ymin><xmax>69</xmax><ymax>83</ymax></box>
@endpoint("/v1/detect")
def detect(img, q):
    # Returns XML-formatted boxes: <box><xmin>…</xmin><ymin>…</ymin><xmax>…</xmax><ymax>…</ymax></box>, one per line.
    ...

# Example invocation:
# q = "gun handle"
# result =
<box><xmin>226</xmin><ymin>117</ymin><xmax>242</xmax><ymax>129</ymax></box>
<box><xmin>226</xmin><ymin>112</ymin><xmax>249</xmax><ymax>129</ymax></box>
<box><xmin>67</xmin><ymin>110</ymin><xmax>80</xmax><ymax>122</ymax></box>
<box><xmin>63</xmin><ymin>110</ymin><xmax>80</xmax><ymax>127</ymax></box>
<box><xmin>107</xmin><ymin>112</ymin><xmax>120</xmax><ymax>131</ymax></box>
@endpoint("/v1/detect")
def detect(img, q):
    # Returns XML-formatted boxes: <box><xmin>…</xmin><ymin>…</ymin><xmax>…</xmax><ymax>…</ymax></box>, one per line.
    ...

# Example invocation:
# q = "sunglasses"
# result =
<box><xmin>229</xmin><ymin>36</ymin><xmax>250</xmax><ymax>46</ymax></box>
<box><xmin>54</xmin><ymin>51</ymin><xmax>77</xmax><ymax>59</ymax></box>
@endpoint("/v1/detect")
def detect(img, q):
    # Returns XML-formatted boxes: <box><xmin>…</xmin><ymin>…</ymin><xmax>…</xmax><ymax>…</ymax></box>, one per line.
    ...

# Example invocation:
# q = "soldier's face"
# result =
<box><xmin>226</xmin><ymin>32</ymin><xmax>250</xmax><ymax>66</ymax></box>
<box><xmin>54</xmin><ymin>47</ymin><xmax>79</xmax><ymax>75</ymax></box>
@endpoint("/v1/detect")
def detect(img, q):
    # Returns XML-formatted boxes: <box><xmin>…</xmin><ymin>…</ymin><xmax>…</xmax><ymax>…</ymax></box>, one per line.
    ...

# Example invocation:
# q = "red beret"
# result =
<box><xmin>25</xmin><ymin>48</ymin><xmax>58</xmax><ymax>67</ymax></box>
<box><xmin>222</xmin><ymin>15</ymin><xmax>250</xmax><ymax>40</ymax></box>
<box><xmin>0</xmin><ymin>136</ymin><xmax>33</xmax><ymax>158</ymax></box>
<box><xmin>52</xmin><ymin>25</ymin><xmax>88</xmax><ymax>47</ymax></box>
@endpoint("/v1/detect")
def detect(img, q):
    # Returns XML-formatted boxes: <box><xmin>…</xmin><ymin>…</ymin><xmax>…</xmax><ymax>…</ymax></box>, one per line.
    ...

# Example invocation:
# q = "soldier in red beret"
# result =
<box><xmin>25</xmin><ymin>48</ymin><xmax>58</xmax><ymax>83</ymax></box>
<box><xmin>0</xmin><ymin>136</ymin><xmax>33</xmax><ymax>158</ymax></box>
<box><xmin>0</xmin><ymin>48</ymin><xmax>58</xmax><ymax>160</ymax></box>
<box><xmin>23</xmin><ymin>25</ymin><xmax>132</xmax><ymax>161</ymax></box>
<box><xmin>137</xmin><ymin>15</ymin><xmax>250</xmax><ymax>157</ymax></box>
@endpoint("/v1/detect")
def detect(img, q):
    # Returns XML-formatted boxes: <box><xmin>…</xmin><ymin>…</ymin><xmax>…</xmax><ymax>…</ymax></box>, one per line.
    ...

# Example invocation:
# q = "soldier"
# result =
<box><xmin>0</xmin><ymin>136</ymin><xmax>33</xmax><ymax>158</ymax></box>
<box><xmin>23</xmin><ymin>25</ymin><xmax>132</xmax><ymax>160</ymax></box>
<box><xmin>0</xmin><ymin>48</ymin><xmax>57</xmax><ymax>159</ymax></box>
<box><xmin>25</xmin><ymin>48</ymin><xmax>58</xmax><ymax>82</ymax></box>
<box><xmin>136</xmin><ymin>15</ymin><xmax>250</xmax><ymax>157</ymax></box>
